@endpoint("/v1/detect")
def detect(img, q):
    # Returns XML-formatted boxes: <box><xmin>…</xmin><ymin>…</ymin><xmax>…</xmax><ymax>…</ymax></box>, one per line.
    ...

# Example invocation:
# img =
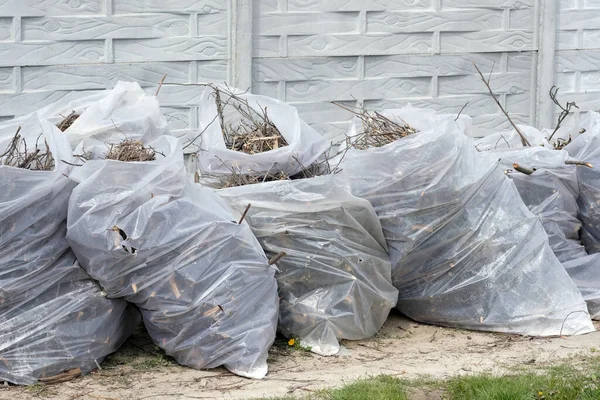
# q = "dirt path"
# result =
<box><xmin>3</xmin><ymin>312</ymin><xmax>599</xmax><ymax>400</ymax></box>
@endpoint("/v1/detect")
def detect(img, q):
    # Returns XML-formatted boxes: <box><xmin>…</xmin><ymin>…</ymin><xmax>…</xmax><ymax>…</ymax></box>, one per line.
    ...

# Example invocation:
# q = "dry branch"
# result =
<box><xmin>513</xmin><ymin>163</ymin><xmax>534</xmax><ymax>175</ymax></box>
<box><xmin>155</xmin><ymin>74</ymin><xmax>167</xmax><ymax>96</ymax></box>
<box><xmin>333</xmin><ymin>102</ymin><xmax>418</xmax><ymax>149</ymax></box>
<box><xmin>0</xmin><ymin>126</ymin><xmax>55</xmax><ymax>171</ymax></box>
<box><xmin>105</xmin><ymin>140</ymin><xmax>156</xmax><ymax>162</ymax></box>
<box><xmin>210</xmin><ymin>84</ymin><xmax>288</xmax><ymax>154</ymax></box>
<box><xmin>268</xmin><ymin>251</ymin><xmax>287</xmax><ymax>266</ymax></box>
<box><xmin>56</xmin><ymin>111</ymin><xmax>80</xmax><ymax>132</ymax></box>
<box><xmin>566</xmin><ymin>160</ymin><xmax>593</xmax><ymax>168</ymax></box>
<box><xmin>548</xmin><ymin>86</ymin><xmax>578</xmax><ymax>142</ymax></box>
<box><xmin>473</xmin><ymin>62</ymin><xmax>531</xmax><ymax>147</ymax></box>
<box><xmin>238</xmin><ymin>203</ymin><xmax>252</xmax><ymax>225</ymax></box>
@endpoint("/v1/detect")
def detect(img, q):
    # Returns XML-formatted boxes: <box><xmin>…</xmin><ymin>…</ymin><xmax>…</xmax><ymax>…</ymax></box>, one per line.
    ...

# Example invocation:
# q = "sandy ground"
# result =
<box><xmin>2</xmin><ymin>312</ymin><xmax>599</xmax><ymax>400</ymax></box>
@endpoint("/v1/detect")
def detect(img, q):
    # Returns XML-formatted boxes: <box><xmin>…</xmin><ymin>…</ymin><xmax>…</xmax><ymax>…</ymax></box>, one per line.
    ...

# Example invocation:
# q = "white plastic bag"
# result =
<box><xmin>188</xmin><ymin>85</ymin><xmax>329</xmax><ymax>177</ymax></box>
<box><xmin>0</xmin><ymin>81</ymin><xmax>168</xmax><ymax>153</ymax></box>
<box><xmin>566</xmin><ymin>112</ymin><xmax>600</xmax><ymax>254</ymax></box>
<box><xmin>476</xmin><ymin>143</ymin><xmax>600</xmax><ymax>320</ymax></box>
<box><xmin>0</xmin><ymin>118</ymin><xmax>136</xmax><ymax>385</ymax></box>
<box><xmin>66</xmin><ymin>132</ymin><xmax>279</xmax><ymax>379</ymax></box>
<box><xmin>337</xmin><ymin>107</ymin><xmax>594</xmax><ymax>336</ymax></box>
<box><xmin>219</xmin><ymin>176</ymin><xmax>398</xmax><ymax>355</ymax></box>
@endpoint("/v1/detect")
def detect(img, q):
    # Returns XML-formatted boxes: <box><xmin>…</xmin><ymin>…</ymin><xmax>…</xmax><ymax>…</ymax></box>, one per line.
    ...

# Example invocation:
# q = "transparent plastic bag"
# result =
<box><xmin>337</xmin><ymin>107</ymin><xmax>594</xmax><ymax>336</ymax></box>
<box><xmin>476</xmin><ymin>144</ymin><xmax>600</xmax><ymax>320</ymax></box>
<box><xmin>66</xmin><ymin>133</ymin><xmax>279</xmax><ymax>379</ymax></box>
<box><xmin>566</xmin><ymin>112</ymin><xmax>600</xmax><ymax>254</ymax></box>
<box><xmin>0</xmin><ymin>118</ymin><xmax>136</xmax><ymax>385</ymax></box>
<box><xmin>187</xmin><ymin>85</ymin><xmax>329</xmax><ymax>177</ymax></box>
<box><xmin>0</xmin><ymin>82</ymin><xmax>163</xmax><ymax>153</ymax></box>
<box><xmin>219</xmin><ymin>176</ymin><xmax>398</xmax><ymax>355</ymax></box>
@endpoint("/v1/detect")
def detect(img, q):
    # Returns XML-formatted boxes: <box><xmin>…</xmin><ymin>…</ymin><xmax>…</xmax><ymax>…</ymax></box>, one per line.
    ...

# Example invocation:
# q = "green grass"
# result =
<box><xmin>257</xmin><ymin>357</ymin><xmax>600</xmax><ymax>400</ymax></box>
<box><xmin>447</xmin><ymin>363</ymin><xmax>600</xmax><ymax>400</ymax></box>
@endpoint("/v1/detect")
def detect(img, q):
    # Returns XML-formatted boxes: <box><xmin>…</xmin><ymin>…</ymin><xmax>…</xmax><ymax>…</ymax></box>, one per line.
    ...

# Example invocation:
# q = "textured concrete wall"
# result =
<box><xmin>555</xmin><ymin>0</ymin><xmax>600</xmax><ymax>124</ymax></box>
<box><xmin>251</xmin><ymin>0</ymin><xmax>539</xmax><ymax>139</ymax></box>
<box><xmin>0</xmin><ymin>0</ymin><xmax>595</xmax><ymax>140</ymax></box>
<box><xmin>0</xmin><ymin>0</ymin><xmax>230</xmax><ymax>142</ymax></box>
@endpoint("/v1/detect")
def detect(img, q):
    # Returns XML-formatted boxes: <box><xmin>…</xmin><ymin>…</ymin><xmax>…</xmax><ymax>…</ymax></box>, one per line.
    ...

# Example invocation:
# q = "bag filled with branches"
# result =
<box><xmin>335</xmin><ymin>106</ymin><xmax>594</xmax><ymax>336</ymax></box>
<box><xmin>219</xmin><ymin>176</ymin><xmax>397</xmax><ymax>356</ymax></box>
<box><xmin>0</xmin><ymin>118</ymin><xmax>136</xmax><ymax>385</ymax></box>
<box><xmin>0</xmin><ymin>82</ymin><xmax>162</xmax><ymax>155</ymax></box>
<box><xmin>565</xmin><ymin>112</ymin><xmax>600</xmax><ymax>254</ymax></box>
<box><xmin>66</xmin><ymin>130</ymin><xmax>279</xmax><ymax>379</ymax></box>
<box><xmin>186</xmin><ymin>84</ymin><xmax>329</xmax><ymax>181</ymax></box>
<box><xmin>475</xmin><ymin>142</ymin><xmax>600</xmax><ymax>320</ymax></box>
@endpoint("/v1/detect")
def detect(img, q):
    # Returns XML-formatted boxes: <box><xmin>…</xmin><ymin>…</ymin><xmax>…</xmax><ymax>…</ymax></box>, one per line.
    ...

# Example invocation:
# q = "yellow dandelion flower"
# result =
<box><xmin>288</xmin><ymin>338</ymin><xmax>295</xmax><ymax>346</ymax></box>
<box><xmin>538</xmin><ymin>391</ymin><xmax>543</xmax><ymax>397</ymax></box>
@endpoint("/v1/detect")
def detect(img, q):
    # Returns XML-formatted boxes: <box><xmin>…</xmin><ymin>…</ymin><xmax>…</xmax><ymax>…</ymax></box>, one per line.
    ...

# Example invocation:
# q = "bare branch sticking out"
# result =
<box><xmin>512</xmin><ymin>163</ymin><xmax>535</xmax><ymax>175</ymax></box>
<box><xmin>473</xmin><ymin>62</ymin><xmax>531</xmax><ymax>147</ymax></box>
<box><xmin>566</xmin><ymin>160</ymin><xmax>593</xmax><ymax>169</ymax></box>
<box><xmin>548</xmin><ymin>86</ymin><xmax>579</xmax><ymax>143</ymax></box>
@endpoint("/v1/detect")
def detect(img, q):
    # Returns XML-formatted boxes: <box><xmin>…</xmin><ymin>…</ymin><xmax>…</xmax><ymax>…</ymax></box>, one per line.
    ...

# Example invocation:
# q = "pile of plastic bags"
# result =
<box><xmin>0</xmin><ymin>115</ymin><xmax>135</xmax><ymax>385</ymax></box>
<box><xmin>1</xmin><ymin>79</ymin><xmax>598</xmax><ymax>386</ymax></box>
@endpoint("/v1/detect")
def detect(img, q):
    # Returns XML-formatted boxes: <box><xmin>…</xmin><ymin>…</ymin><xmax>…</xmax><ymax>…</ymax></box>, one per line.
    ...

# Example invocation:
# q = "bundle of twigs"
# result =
<box><xmin>333</xmin><ymin>103</ymin><xmax>417</xmax><ymax>150</ymax></box>
<box><xmin>56</xmin><ymin>111</ymin><xmax>80</xmax><ymax>132</ymax></box>
<box><xmin>220</xmin><ymin>171</ymin><xmax>289</xmax><ymax>188</ymax></box>
<box><xmin>105</xmin><ymin>139</ymin><xmax>157</xmax><ymax>162</ymax></box>
<box><xmin>202</xmin><ymin>151</ymin><xmax>345</xmax><ymax>189</ymax></box>
<box><xmin>211</xmin><ymin>85</ymin><xmax>288</xmax><ymax>154</ymax></box>
<box><xmin>0</xmin><ymin>127</ymin><xmax>54</xmax><ymax>171</ymax></box>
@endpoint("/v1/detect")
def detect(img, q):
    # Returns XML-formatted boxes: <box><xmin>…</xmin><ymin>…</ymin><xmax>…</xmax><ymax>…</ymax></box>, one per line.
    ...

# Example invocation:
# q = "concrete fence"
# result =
<box><xmin>0</xmin><ymin>0</ymin><xmax>597</xmax><ymax>141</ymax></box>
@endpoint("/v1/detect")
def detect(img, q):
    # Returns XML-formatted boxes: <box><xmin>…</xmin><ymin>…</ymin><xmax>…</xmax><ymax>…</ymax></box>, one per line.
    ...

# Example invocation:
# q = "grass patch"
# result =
<box><xmin>256</xmin><ymin>357</ymin><xmax>600</xmax><ymax>400</ymax></box>
<box><xmin>130</xmin><ymin>353</ymin><xmax>176</xmax><ymax>371</ymax></box>
<box><xmin>448</xmin><ymin>362</ymin><xmax>600</xmax><ymax>400</ymax></box>
<box><xmin>25</xmin><ymin>383</ymin><xmax>56</xmax><ymax>398</ymax></box>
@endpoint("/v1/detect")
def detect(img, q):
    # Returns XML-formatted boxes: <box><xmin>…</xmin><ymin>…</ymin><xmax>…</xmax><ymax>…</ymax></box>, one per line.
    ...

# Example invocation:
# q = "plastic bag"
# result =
<box><xmin>566</xmin><ymin>112</ymin><xmax>600</xmax><ymax>254</ymax></box>
<box><xmin>0</xmin><ymin>81</ymin><xmax>168</xmax><ymax>154</ymax></box>
<box><xmin>0</xmin><ymin>118</ymin><xmax>135</xmax><ymax>385</ymax></box>
<box><xmin>66</xmin><ymin>132</ymin><xmax>279</xmax><ymax>379</ymax></box>
<box><xmin>336</xmin><ymin>107</ymin><xmax>594</xmax><ymax>336</ymax></box>
<box><xmin>187</xmin><ymin>85</ymin><xmax>329</xmax><ymax>177</ymax></box>
<box><xmin>475</xmin><ymin>144</ymin><xmax>600</xmax><ymax>320</ymax></box>
<box><xmin>219</xmin><ymin>176</ymin><xmax>398</xmax><ymax>355</ymax></box>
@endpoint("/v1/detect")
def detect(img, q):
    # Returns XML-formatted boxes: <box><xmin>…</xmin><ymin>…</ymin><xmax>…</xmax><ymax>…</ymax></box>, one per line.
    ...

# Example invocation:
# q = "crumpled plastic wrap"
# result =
<box><xmin>186</xmin><ymin>85</ymin><xmax>329</xmax><ymax>177</ymax></box>
<box><xmin>336</xmin><ymin>107</ymin><xmax>594</xmax><ymax>336</ymax></box>
<box><xmin>219</xmin><ymin>176</ymin><xmax>398</xmax><ymax>355</ymax></box>
<box><xmin>474</xmin><ymin>142</ymin><xmax>600</xmax><ymax>320</ymax></box>
<box><xmin>0</xmin><ymin>118</ymin><xmax>136</xmax><ymax>385</ymax></box>
<box><xmin>66</xmin><ymin>129</ymin><xmax>279</xmax><ymax>379</ymax></box>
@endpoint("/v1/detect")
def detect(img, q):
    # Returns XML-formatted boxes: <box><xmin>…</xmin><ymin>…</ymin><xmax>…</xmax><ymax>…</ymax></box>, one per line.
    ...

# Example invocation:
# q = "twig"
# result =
<box><xmin>473</xmin><ymin>62</ymin><xmax>531</xmax><ymax>147</ymax></box>
<box><xmin>238</xmin><ymin>203</ymin><xmax>252</xmax><ymax>225</ymax></box>
<box><xmin>455</xmin><ymin>102</ymin><xmax>469</xmax><ymax>122</ymax></box>
<box><xmin>513</xmin><ymin>163</ymin><xmax>534</xmax><ymax>175</ymax></box>
<box><xmin>332</xmin><ymin>102</ymin><xmax>418</xmax><ymax>149</ymax></box>
<box><xmin>39</xmin><ymin>368</ymin><xmax>81</xmax><ymax>385</ymax></box>
<box><xmin>548</xmin><ymin>86</ymin><xmax>578</xmax><ymax>141</ymax></box>
<box><xmin>566</xmin><ymin>160</ymin><xmax>593</xmax><ymax>168</ymax></box>
<box><xmin>494</xmin><ymin>135</ymin><xmax>511</xmax><ymax>150</ymax></box>
<box><xmin>183</xmin><ymin>114</ymin><xmax>219</xmax><ymax>150</ymax></box>
<box><xmin>155</xmin><ymin>74</ymin><xmax>167</xmax><ymax>96</ymax></box>
<box><xmin>268</xmin><ymin>251</ymin><xmax>287</xmax><ymax>266</ymax></box>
